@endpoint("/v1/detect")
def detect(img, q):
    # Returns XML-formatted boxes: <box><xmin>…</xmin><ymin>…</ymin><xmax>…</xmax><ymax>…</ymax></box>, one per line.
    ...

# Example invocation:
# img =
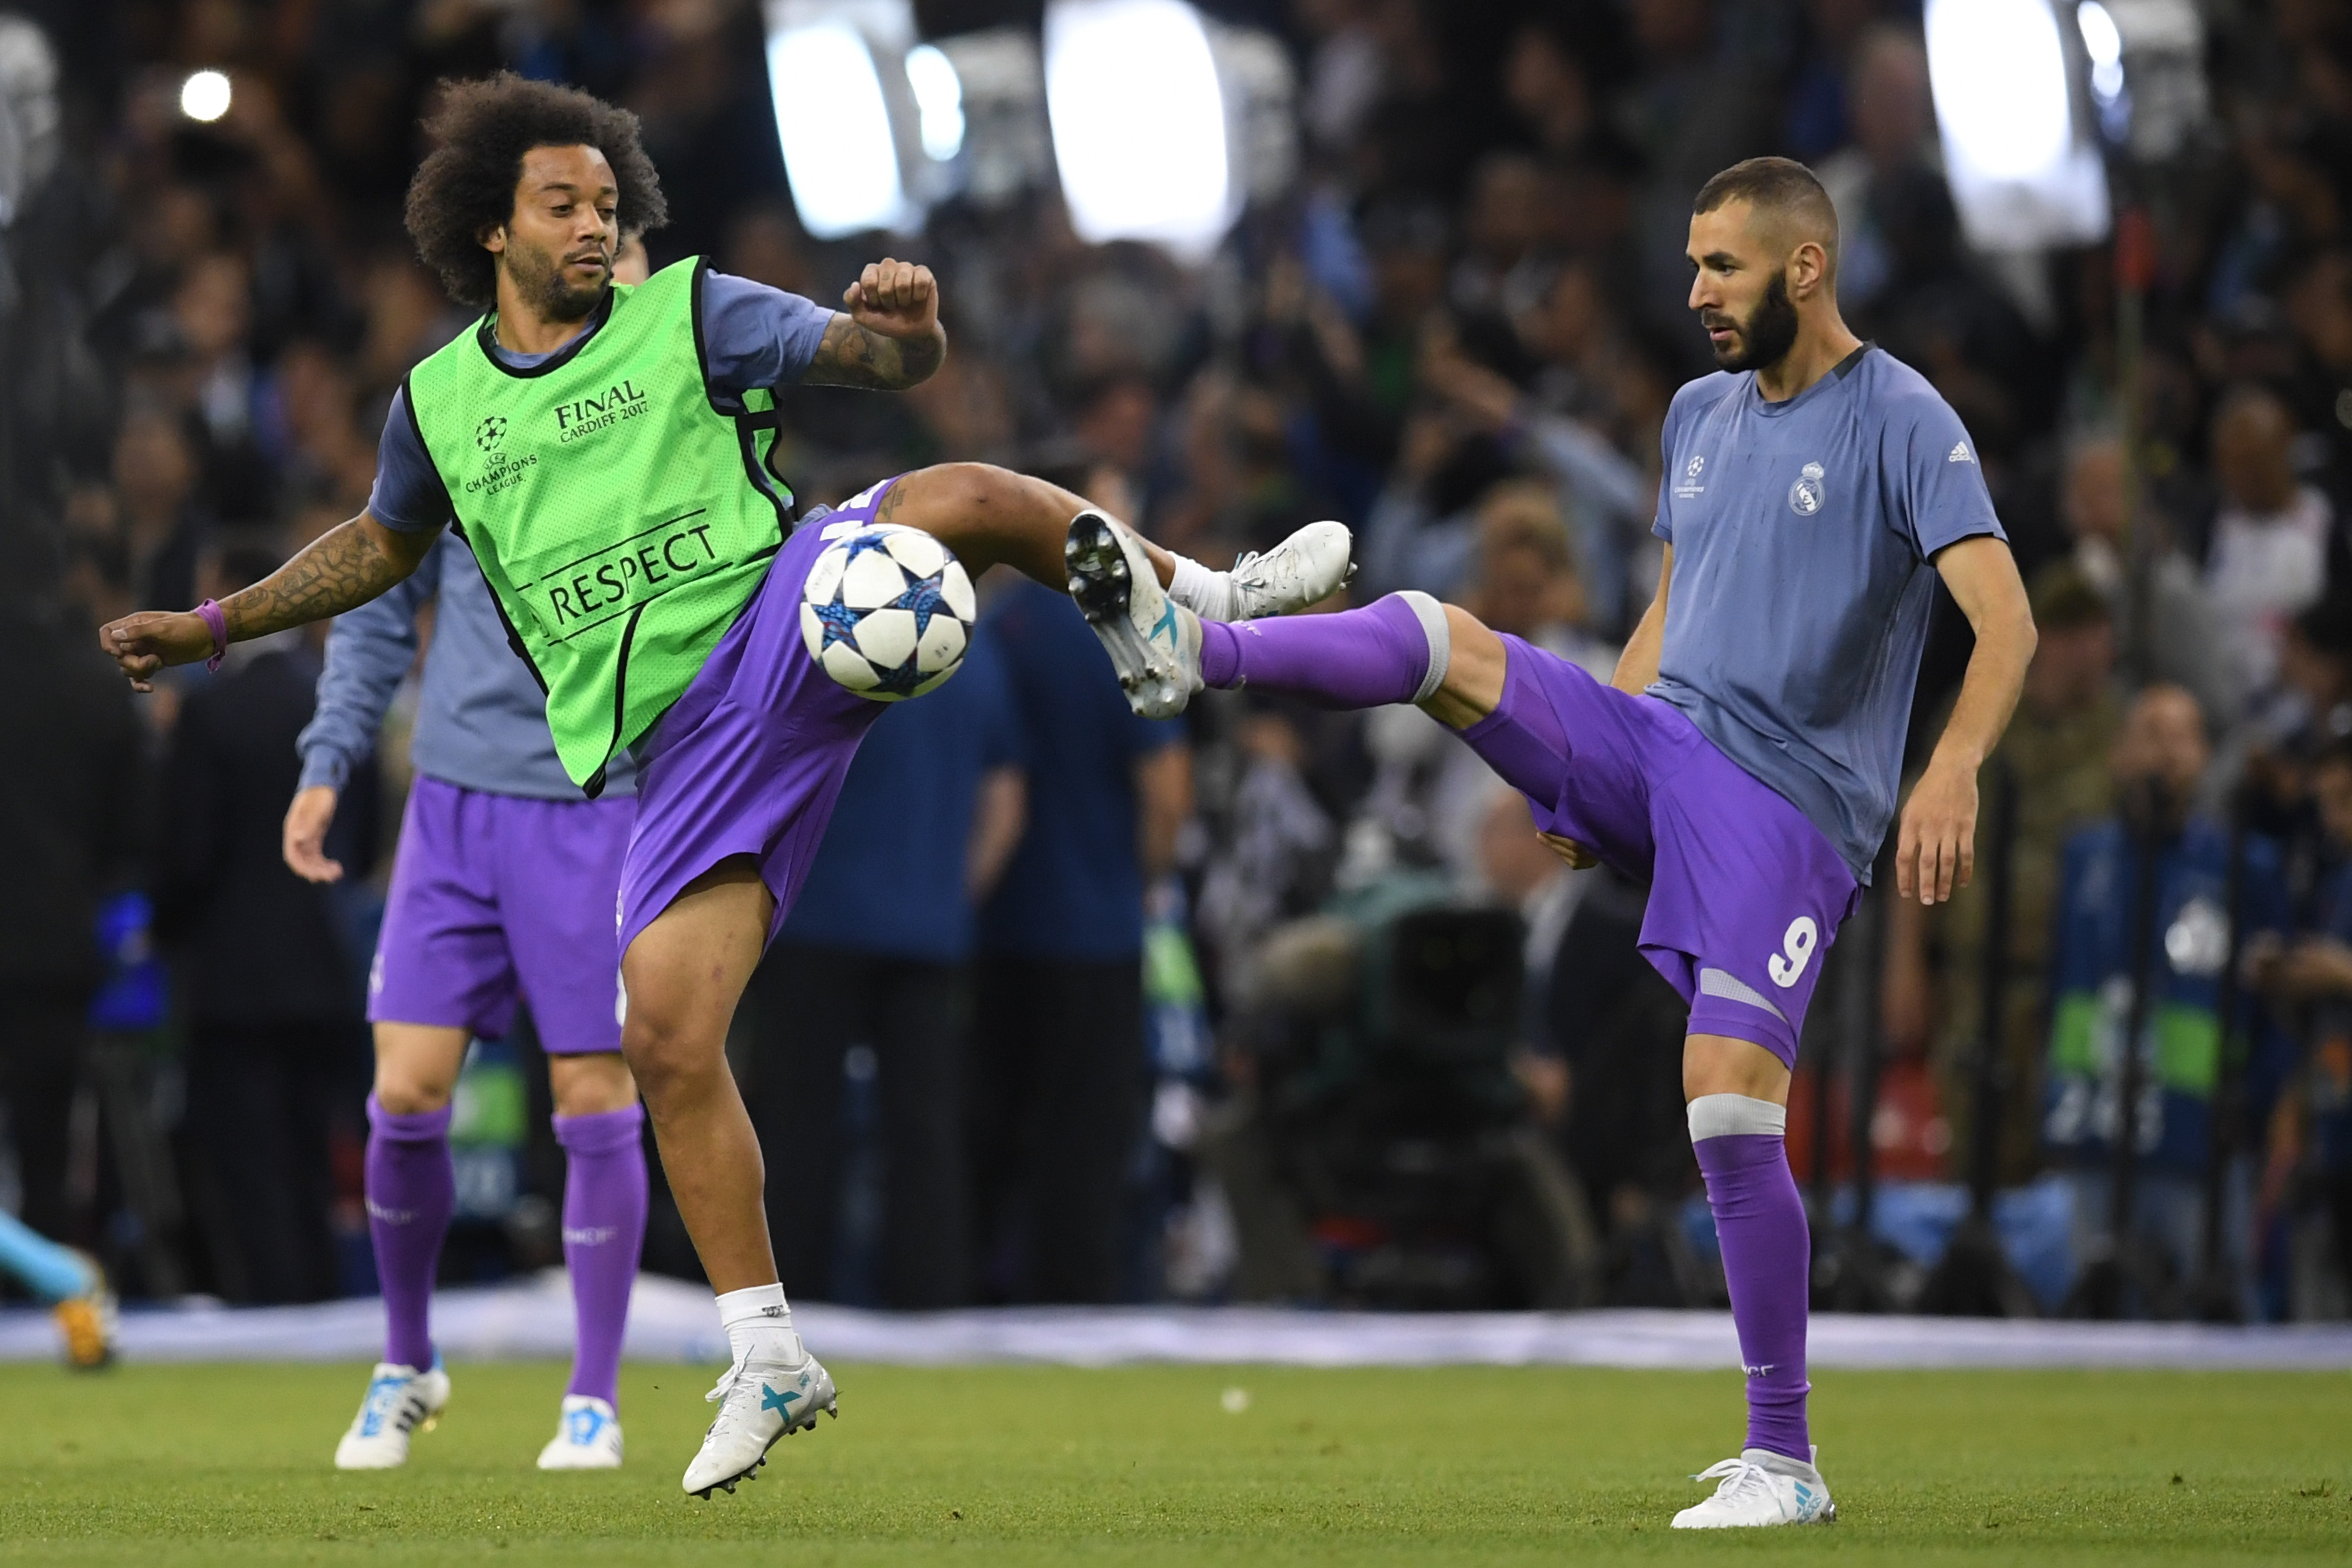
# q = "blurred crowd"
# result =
<box><xmin>8</xmin><ymin>0</ymin><xmax>2352</xmax><ymax>1323</ymax></box>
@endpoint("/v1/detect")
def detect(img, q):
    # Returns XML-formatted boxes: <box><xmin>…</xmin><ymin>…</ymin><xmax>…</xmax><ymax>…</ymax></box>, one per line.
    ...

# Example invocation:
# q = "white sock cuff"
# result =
<box><xmin>1396</xmin><ymin>591</ymin><xmax>1451</xmax><ymax>704</ymax></box>
<box><xmin>715</xmin><ymin>1282</ymin><xmax>790</xmax><ymax>1330</ymax></box>
<box><xmin>1687</xmin><ymin>1093</ymin><xmax>1786</xmax><ymax>1141</ymax></box>
<box><xmin>1168</xmin><ymin>554</ymin><xmax>1237</xmax><ymax>622</ymax></box>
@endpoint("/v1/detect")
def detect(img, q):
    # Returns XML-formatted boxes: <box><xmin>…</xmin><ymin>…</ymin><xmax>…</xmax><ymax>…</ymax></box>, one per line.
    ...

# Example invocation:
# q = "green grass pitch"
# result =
<box><xmin>0</xmin><ymin>1360</ymin><xmax>2346</xmax><ymax>1564</ymax></box>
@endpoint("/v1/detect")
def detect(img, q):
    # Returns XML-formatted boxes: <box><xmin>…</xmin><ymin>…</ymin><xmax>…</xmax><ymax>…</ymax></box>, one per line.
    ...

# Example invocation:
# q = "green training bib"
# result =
<box><xmin>404</xmin><ymin>258</ymin><xmax>793</xmax><ymax>792</ymax></box>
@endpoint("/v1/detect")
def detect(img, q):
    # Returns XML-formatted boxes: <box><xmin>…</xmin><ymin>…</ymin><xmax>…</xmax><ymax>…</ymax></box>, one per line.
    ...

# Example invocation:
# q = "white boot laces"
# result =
<box><xmin>705</xmin><ymin>1335</ymin><xmax>807</xmax><ymax>1407</ymax></box>
<box><xmin>1690</xmin><ymin>1456</ymin><xmax>1776</xmax><ymax>1507</ymax></box>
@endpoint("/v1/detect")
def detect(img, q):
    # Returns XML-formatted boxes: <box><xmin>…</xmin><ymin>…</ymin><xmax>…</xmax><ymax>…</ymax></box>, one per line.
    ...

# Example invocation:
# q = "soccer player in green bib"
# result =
<box><xmin>100</xmin><ymin>74</ymin><xmax>1350</xmax><ymax>1494</ymax></box>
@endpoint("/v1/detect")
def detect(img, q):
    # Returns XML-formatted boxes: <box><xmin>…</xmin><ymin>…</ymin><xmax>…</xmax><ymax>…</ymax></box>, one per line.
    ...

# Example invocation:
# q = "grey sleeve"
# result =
<box><xmin>698</xmin><ymin>271</ymin><xmax>838</xmax><ymax>395</ymax></box>
<box><xmin>368</xmin><ymin>387</ymin><xmax>458</xmax><ymax>534</ymax></box>
<box><xmin>1899</xmin><ymin>399</ymin><xmax>2006</xmax><ymax>559</ymax></box>
<box><xmin>295</xmin><ymin>538</ymin><xmax>444</xmax><ymax>792</ymax></box>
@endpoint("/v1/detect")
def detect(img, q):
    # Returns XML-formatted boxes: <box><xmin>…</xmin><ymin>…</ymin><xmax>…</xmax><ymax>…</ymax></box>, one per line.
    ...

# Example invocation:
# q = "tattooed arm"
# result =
<box><xmin>100</xmin><ymin>512</ymin><xmax>441</xmax><ymax>691</ymax></box>
<box><xmin>800</xmin><ymin>256</ymin><xmax>947</xmax><ymax>390</ymax></box>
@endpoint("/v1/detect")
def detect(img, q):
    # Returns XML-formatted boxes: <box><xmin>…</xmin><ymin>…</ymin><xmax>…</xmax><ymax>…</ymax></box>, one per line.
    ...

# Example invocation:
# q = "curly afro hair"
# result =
<box><xmin>404</xmin><ymin>73</ymin><xmax>669</xmax><ymax>310</ymax></box>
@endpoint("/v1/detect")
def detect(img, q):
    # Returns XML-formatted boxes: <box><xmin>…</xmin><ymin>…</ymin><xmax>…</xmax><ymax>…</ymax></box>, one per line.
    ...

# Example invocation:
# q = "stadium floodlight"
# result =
<box><xmin>1044</xmin><ymin>0</ymin><xmax>1232</xmax><ymax>259</ymax></box>
<box><xmin>179</xmin><ymin>69</ymin><xmax>231</xmax><ymax>124</ymax></box>
<box><xmin>2078</xmin><ymin>1</ymin><xmax>2125</xmax><ymax>104</ymax></box>
<box><xmin>763</xmin><ymin>0</ymin><xmax>926</xmax><ymax>238</ymax></box>
<box><xmin>930</xmin><ymin>28</ymin><xmax>1050</xmax><ymax>206</ymax></box>
<box><xmin>1924</xmin><ymin>0</ymin><xmax>2108</xmax><ymax>251</ymax></box>
<box><xmin>2092</xmin><ymin>0</ymin><xmax>2210</xmax><ymax>163</ymax></box>
<box><xmin>766</xmin><ymin>20</ymin><xmax>908</xmax><ymax>237</ymax></box>
<box><xmin>905</xmin><ymin>44</ymin><xmax>965</xmax><ymax>162</ymax></box>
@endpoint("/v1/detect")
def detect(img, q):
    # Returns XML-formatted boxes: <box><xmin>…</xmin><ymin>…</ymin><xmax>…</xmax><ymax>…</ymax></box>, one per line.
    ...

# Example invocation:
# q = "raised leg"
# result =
<box><xmin>1187</xmin><ymin>591</ymin><xmax>1510</xmax><ymax>728</ymax></box>
<box><xmin>878</xmin><ymin>462</ymin><xmax>1175</xmax><ymax>590</ymax></box>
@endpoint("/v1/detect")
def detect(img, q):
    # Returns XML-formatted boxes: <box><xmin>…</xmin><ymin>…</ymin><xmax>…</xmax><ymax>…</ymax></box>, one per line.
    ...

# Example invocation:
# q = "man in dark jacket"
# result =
<box><xmin>0</xmin><ymin>601</ymin><xmax>143</xmax><ymax>1257</ymax></box>
<box><xmin>154</xmin><ymin>539</ymin><xmax>373</xmax><ymax>1303</ymax></box>
<box><xmin>969</xmin><ymin>580</ymin><xmax>1190</xmax><ymax>1303</ymax></box>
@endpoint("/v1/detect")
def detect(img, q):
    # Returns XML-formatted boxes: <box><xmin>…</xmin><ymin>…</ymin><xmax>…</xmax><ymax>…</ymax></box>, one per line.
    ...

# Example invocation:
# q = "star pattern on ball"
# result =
<box><xmin>892</xmin><ymin>573</ymin><xmax>950</xmax><ymax>637</ymax></box>
<box><xmin>854</xmin><ymin>571</ymin><xmax>949</xmax><ymax>696</ymax></box>
<box><xmin>810</xmin><ymin>599</ymin><xmax>865</xmax><ymax>648</ymax></box>
<box><xmin>802</xmin><ymin>525</ymin><xmax>974</xmax><ymax>702</ymax></box>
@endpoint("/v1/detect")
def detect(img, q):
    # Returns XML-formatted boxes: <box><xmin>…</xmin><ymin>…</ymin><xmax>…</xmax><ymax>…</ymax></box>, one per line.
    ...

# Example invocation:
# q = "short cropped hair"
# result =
<box><xmin>405</xmin><ymin>74</ymin><xmax>669</xmax><ymax>310</ymax></box>
<box><xmin>1693</xmin><ymin>156</ymin><xmax>1839</xmax><ymax>269</ymax></box>
<box><xmin>1476</xmin><ymin>481</ymin><xmax>1578</xmax><ymax>580</ymax></box>
<box><xmin>2027</xmin><ymin>561</ymin><xmax>2111</xmax><ymax>633</ymax></box>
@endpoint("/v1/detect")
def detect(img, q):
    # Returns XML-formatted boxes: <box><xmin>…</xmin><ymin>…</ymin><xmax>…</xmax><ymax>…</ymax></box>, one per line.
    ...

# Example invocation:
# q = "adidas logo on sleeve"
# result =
<box><xmin>1948</xmin><ymin>442</ymin><xmax>1975</xmax><ymax>463</ymax></box>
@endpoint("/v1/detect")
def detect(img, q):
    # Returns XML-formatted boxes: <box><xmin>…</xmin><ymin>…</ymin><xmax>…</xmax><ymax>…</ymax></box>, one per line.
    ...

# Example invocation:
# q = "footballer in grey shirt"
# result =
<box><xmin>1130</xmin><ymin>156</ymin><xmax>2038</xmax><ymax>1529</ymax></box>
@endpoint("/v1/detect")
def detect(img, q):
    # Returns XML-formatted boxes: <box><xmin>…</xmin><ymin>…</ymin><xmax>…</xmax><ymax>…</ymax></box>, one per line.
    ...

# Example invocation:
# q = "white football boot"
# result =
<box><xmin>1671</xmin><ymin>1446</ymin><xmax>1835</xmax><ymax>1529</ymax></box>
<box><xmin>333</xmin><ymin>1361</ymin><xmax>451</xmax><ymax>1470</ymax></box>
<box><xmin>537</xmin><ymin>1394</ymin><xmax>625</xmax><ymax>1470</ymax></box>
<box><xmin>1065</xmin><ymin>511</ymin><xmax>1203</xmax><ymax>719</ymax></box>
<box><xmin>680</xmin><ymin>1332</ymin><xmax>838</xmax><ymax>1498</ymax></box>
<box><xmin>1228</xmin><ymin>520</ymin><xmax>1356</xmax><ymax>619</ymax></box>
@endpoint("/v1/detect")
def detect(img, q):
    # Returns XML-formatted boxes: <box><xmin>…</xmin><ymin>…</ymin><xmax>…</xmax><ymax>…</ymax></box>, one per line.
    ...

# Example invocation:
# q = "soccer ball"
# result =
<box><xmin>800</xmin><ymin>524</ymin><xmax>977</xmax><ymax>700</ymax></box>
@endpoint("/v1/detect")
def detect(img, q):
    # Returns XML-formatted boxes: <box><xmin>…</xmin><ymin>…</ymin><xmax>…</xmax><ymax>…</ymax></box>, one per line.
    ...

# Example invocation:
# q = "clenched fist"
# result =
<box><xmin>844</xmin><ymin>258</ymin><xmax>939</xmax><ymax>340</ymax></box>
<box><xmin>100</xmin><ymin>610</ymin><xmax>214</xmax><ymax>691</ymax></box>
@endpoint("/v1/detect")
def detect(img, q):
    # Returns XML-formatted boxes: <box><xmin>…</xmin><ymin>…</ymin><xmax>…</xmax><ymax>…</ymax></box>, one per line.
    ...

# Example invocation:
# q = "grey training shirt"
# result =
<box><xmin>1649</xmin><ymin>346</ymin><xmax>2005</xmax><ymax>880</ymax></box>
<box><xmin>296</xmin><ymin>270</ymin><xmax>833</xmax><ymax>800</ymax></box>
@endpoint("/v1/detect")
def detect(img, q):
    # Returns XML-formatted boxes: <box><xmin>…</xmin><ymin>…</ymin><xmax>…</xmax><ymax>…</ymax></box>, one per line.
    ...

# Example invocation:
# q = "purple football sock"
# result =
<box><xmin>554</xmin><ymin>1103</ymin><xmax>648</xmax><ymax>1407</ymax></box>
<box><xmin>1199</xmin><ymin>593</ymin><xmax>1446</xmax><ymax>708</ymax></box>
<box><xmin>365</xmin><ymin>1094</ymin><xmax>454</xmax><ymax>1371</ymax></box>
<box><xmin>1690</xmin><ymin>1094</ymin><xmax>1810</xmax><ymax>1463</ymax></box>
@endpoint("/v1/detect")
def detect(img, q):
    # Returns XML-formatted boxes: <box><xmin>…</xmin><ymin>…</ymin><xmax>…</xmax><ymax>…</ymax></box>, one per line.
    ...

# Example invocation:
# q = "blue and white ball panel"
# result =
<box><xmin>799</xmin><ymin>523</ymin><xmax>976</xmax><ymax>701</ymax></box>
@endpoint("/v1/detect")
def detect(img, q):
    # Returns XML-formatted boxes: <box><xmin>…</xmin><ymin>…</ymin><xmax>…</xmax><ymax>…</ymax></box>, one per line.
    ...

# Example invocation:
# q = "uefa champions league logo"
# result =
<box><xmin>1788</xmin><ymin>461</ymin><xmax>1826</xmax><ymax>516</ymax></box>
<box><xmin>1673</xmin><ymin>453</ymin><xmax>1708</xmax><ymax>499</ymax></box>
<box><xmin>474</xmin><ymin>415</ymin><xmax>508</xmax><ymax>452</ymax></box>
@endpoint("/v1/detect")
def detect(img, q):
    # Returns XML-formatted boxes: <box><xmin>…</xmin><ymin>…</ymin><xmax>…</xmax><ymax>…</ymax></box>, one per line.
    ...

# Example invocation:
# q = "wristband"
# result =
<box><xmin>195</xmin><ymin>599</ymin><xmax>229</xmax><ymax>672</ymax></box>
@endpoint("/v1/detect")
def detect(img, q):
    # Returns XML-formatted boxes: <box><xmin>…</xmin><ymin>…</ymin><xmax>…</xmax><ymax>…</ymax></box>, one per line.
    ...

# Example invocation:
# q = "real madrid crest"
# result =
<box><xmin>1788</xmin><ymin>461</ymin><xmax>1825</xmax><ymax>516</ymax></box>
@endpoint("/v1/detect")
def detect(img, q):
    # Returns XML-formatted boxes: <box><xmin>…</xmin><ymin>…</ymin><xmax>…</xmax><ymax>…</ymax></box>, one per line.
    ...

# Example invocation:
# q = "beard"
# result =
<box><xmin>505</xmin><ymin>236</ymin><xmax>610</xmax><ymax>322</ymax></box>
<box><xmin>1706</xmin><ymin>272</ymin><xmax>1801</xmax><ymax>373</ymax></box>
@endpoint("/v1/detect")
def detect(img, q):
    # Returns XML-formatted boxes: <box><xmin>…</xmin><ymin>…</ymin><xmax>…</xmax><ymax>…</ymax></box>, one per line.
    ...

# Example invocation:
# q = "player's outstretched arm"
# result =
<box><xmin>802</xmin><ymin>258</ymin><xmax>947</xmax><ymax>390</ymax></box>
<box><xmin>99</xmin><ymin>511</ymin><xmax>441</xmax><ymax>691</ymax></box>
<box><xmin>1899</xmin><ymin>534</ymin><xmax>2037</xmax><ymax>906</ymax></box>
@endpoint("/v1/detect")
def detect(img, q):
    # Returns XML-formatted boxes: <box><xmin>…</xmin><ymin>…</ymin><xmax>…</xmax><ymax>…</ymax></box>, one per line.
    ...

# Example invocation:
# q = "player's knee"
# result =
<box><xmin>371</xmin><ymin>1026</ymin><xmax>463</xmax><ymax>1113</ymax></box>
<box><xmin>1421</xmin><ymin>604</ymin><xmax>1506</xmax><ymax>729</ymax></box>
<box><xmin>372</xmin><ymin>1066</ymin><xmax>455</xmax><ymax>1116</ymax></box>
<box><xmin>618</xmin><ymin>1007</ymin><xmax>720</xmax><ymax>1104</ymax></box>
<box><xmin>903</xmin><ymin>460</ymin><xmax>1008</xmax><ymax>519</ymax></box>
<box><xmin>1681</xmin><ymin>1033</ymin><xmax>1791</xmax><ymax>1105</ymax></box>
<box><xmin>549</xmin><ymin>1051</ymin><xmax>638</xmax><ymax>1117</ymax></box>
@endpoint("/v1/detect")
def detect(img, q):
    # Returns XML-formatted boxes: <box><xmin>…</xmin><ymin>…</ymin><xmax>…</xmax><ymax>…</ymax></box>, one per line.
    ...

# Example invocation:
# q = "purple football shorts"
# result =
<box><xmin>1460</xmin><ymin>635</ymin><xmax>1864</xmax><ymax>1067</ymax></box>
<box><xmin>369</xmin><ymin>774</ymin><xmax>634</xmax><ymax>1054</ymax></box>
<box><xmin>616</xmin><ymin>479</ymin><xmax>900</xmax><ymax>960</ymax></box>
